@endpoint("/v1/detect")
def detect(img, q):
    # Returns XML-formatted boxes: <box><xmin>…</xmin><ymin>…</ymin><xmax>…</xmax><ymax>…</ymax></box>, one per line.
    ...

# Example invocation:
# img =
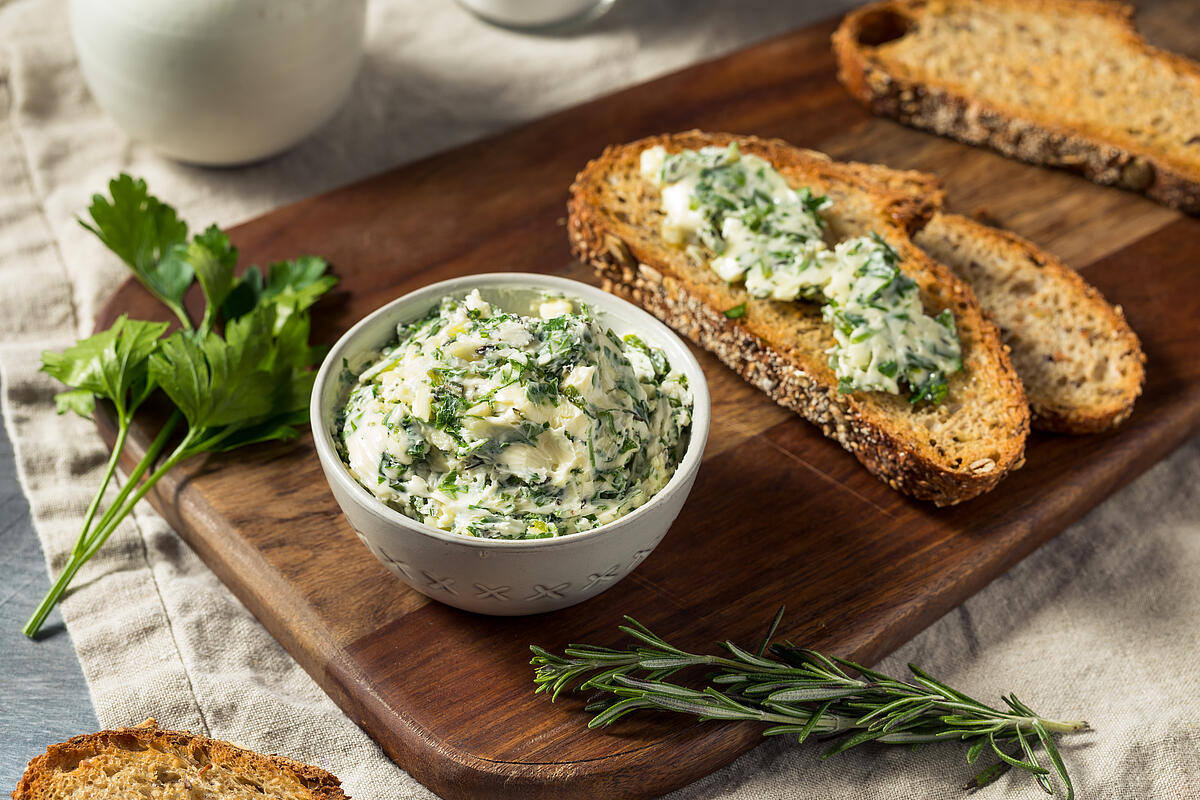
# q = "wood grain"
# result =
<box><xmin>95</xmin><ymin>4</ymin><xmax>1200</xmax><ymax>798</ymax></box>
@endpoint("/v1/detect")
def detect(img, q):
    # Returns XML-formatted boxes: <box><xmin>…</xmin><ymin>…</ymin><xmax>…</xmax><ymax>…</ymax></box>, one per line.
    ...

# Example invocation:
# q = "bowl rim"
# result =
<box><xmin>310</xmin><ymin>272</ymin><xmax>711</xmax><ymax>551</ymax></box>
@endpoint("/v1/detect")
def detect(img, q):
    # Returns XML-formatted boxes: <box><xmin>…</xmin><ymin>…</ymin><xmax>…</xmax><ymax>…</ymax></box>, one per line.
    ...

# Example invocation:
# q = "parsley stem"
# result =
<box><xmin>31</xmin><ymin>176</ymin><xmax>336</xmax><ymax>641</ymax></box>
<box><xmin>22</xmin><ymin>411</ymin><xmax>183</xmax><ymax>638</ymax></box>
<box><xmin>72</xmin><ymin>419</ymin><xmax>129</xmax><ymax>558</ymax></box>
<box><xmin>78</xmin><ymin>411</ymin><xmax>181</xmax><ymax>555</ymax></box>
<box><xmin>22</xmin><ymin>549</ymin><xmax>88</xmax><ymax>639</ymax></box>
<box><xmin>74</xmin><ymin>435</ymin><xmax>195</xmax><ymax>565</ymax></box>
<box><xmin>167</xmin><ymin>302</ymin><xmax>194</xmax><ymax>334</ymax></box>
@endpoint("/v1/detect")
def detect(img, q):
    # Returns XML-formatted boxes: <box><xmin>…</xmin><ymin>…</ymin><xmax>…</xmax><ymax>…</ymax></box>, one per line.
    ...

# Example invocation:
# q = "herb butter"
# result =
<box><xmin>641</xmin><ymin>143</ymin><xmax>962</xmax><ymax>404</ymax></box>
<box><xmin>338</xmin><ymin>291</ymin><xmax>692</xmax><ymax>540</ymax></box>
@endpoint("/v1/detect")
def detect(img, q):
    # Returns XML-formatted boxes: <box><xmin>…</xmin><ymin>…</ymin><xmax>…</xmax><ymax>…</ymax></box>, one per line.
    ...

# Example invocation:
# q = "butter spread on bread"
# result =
<box><xmin>569</xmin><ymin>131</ymin><xmax>1030</xmax><ymax>505</ymax></box>
<box><xmin>640</xmin><ymin>142</ymin><xmax>963</xmax><ymax>405</ymax></box>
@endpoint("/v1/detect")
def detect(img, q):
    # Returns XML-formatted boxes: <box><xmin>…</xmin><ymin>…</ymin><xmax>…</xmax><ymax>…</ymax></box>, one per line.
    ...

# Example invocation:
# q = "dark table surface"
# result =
<box><xmin>0</xmin><ymin>375</ymin><xmax>97</xmax><ymax>790</ymax></box>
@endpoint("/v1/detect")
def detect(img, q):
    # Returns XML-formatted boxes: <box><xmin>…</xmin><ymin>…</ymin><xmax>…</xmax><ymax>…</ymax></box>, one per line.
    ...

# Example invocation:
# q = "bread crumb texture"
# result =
<box><xmin>916</xmin><ymin>213</ymin><xmax>1144</xmax><ymax>432</ymax></box>
<box><xmin>834</xmin><ymin>0</ymin><xmax>1200</xmax><ymax>211</ymax></box>
<box><xmin>13</xmin><ymin>723</ymin><xmax>348</xmax><ymax>800</ymax></box>
<box><xmin>884</xmin><ymin>2</ymin><xmax>1198</xmax><ymax>161</ymax></box>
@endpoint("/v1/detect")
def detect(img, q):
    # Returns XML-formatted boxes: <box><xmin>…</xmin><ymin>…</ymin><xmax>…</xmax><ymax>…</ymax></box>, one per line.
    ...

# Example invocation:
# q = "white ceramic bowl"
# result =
<box><xmin>70</xmin><ymin>0</ymin><xmax>366</xmax><ymax>166</ymax></box>
<box><xmin>310</xmin><ymin>273</ymin><xmax>710</xmax><ymax>615</ymax></box>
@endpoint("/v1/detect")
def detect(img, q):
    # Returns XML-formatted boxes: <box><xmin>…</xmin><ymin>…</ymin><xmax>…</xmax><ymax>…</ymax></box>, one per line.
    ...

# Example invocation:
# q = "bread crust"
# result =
<box><xmin>12</xmin><ymin>720</ymin><xmax>348</xmax><ymax>800</ymax></box>
<box><xmin>568</xmin><ymin>131</ymin><xmax>1029</xmax><ymax>506</ymax></box>
<box><xmin>833</xmin><ymin>0</ymin><xmax>1200</xmax><ymax>213</ymax></box>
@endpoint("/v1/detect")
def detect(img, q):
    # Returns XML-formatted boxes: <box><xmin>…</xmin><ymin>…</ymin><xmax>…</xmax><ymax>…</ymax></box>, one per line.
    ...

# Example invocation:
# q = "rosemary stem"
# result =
<box><xmin>1035</xmin><ymin>719</ymin><xmax>1091</xmax><ymax>734</ymax></box>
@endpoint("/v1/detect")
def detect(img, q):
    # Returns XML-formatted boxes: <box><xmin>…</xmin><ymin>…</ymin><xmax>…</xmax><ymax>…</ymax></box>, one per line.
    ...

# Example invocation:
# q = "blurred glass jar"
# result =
<box><xmin>458</xmin><ymin>0</ymin><xmax>614</xmax><ymax>32</ymax></box>
<box><xmin>69</xmin><ymin>0</ymin><xmax>367</xmax><ymax>166</ymax></box>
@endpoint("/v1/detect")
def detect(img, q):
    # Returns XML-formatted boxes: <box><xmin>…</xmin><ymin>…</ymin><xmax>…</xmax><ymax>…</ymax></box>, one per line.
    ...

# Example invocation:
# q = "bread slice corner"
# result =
<box><xmin>569</xmin><ymin>131</ymin><xmax>1030</xmax><ymax>505</ymax></box>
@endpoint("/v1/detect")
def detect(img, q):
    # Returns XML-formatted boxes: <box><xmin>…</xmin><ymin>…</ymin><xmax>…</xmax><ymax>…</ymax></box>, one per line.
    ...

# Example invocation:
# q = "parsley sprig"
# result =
<box><xmin>23</xmin><ymin>175</ymin><xmax>336</xmax><ymax>638</ymax></box>
<box><xmin>532</xmin><ymin>610</ymin><xmax>1088</xmax><ymax>797</ymax></box>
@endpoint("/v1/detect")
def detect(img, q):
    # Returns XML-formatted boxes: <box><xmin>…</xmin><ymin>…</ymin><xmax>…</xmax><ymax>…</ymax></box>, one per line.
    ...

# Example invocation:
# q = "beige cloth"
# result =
<box><xmin>2</xmin><ymin>0</ymin><xmax>1198</xmax><ymax>797</ymax></box>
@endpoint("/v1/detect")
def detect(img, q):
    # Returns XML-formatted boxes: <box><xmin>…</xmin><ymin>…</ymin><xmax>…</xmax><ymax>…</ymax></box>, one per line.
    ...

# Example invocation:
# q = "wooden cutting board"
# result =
<box><xmin>96</xmin><ymin>3</ymin><xmax>1200</xmax><ymax>798</ymax></box>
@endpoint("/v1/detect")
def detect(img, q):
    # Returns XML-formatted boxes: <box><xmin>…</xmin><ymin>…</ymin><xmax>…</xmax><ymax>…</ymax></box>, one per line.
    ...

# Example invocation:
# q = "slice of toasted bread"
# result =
<box><xmin>569</xmin><ymin>131</ymin><xmax>1030</xmax><ymax>505</ymax></box>
<box><xmin>13</xmin><ymin>719</ymin><xmax>348</xmax><ymax>800</ymax></box>
<box><xmin>840</xmin><ymin>161</ymin><xmax>1146</xmax><ymax>432</ymax></box>
<box><xmin>833</xmin><ymin>0</ymin><xmax>1200</xmax><ymax>213</ymax></box>
<box><xmin>914</xmin><ymin>212</ymin><xmax>1145</xmax><ymax>432</ymax></box>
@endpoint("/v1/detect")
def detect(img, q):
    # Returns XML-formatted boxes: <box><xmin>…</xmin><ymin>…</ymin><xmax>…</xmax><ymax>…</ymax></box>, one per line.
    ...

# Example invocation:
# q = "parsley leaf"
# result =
<box><xmin>223</xmin><ymin>255</ymin><xmax>337</xmax><ymax>332</ymax></box>
<box><xmin>32</xmin><ymin>314</ymin><xmax>171</xmax><ymax>613</ymax></box>
<box><xmin>40</xmin><ymin>315</ymin><xmax>169</xmax><ymax>421</ymax></box>
<box><xmin>180</xmin><ymin>225</ymin><xmax>239</xmax><ymax>334</ymax></box>
<box><xmin>150</xmin><ymin>304</ymin><xmax>319</xmax><ymax>453</ymax></box>
<box><xmin>80</xmin><ymin>175</ymin><xmax>192</xmax><ymax>328</ymax></box>
<box><xmin>54</xmin><ymin>389</ymin><xmax>98</xmax><ymax>418</ymax></box>
<box><xmin>151</xmin><ymin>314</ymin><xmax>275</xmax><ymax>432</ymax></box>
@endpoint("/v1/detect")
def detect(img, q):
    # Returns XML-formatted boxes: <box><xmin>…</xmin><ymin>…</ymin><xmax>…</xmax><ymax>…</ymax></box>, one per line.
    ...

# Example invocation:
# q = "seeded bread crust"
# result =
<box><xmin>12</xmin><ymin>719</ymin><xmax>348</xmax><ymax>800</ymax></box>
<box><xmin>568</xmin><ymin>131</ymin><xmax>1030</xmax><ymax>505</ymax></box>
<box><xmin>841</xmin><ymin>161</ymin><xmax>1146</xmax><ymax>432</ymax></box>
<box><xmin>833</xmin><ymin>0</ymin><xmax>1200</xmax><ymax>213</ymax></box>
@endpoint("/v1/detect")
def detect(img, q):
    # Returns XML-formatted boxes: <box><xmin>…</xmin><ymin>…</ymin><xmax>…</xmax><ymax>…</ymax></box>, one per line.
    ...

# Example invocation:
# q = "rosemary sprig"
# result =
<box><xmin>531</xmin><ymin>609</ymin><xmax>1089</xmax><ymax>797</ymax></box>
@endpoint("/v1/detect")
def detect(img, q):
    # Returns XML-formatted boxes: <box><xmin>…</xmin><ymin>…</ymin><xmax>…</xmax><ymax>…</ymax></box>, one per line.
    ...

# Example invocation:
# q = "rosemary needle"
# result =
<box><xmin>531</xmin><ymin>609</ymin><xmax>1089</xmax><ymax>797</ymax></box>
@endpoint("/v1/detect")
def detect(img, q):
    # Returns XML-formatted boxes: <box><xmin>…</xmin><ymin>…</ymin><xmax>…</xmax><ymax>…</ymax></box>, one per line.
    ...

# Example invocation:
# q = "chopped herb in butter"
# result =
<box><xmin>640</xmin><ymin>143</ymin><xmax>962</xmax><ymax>403</ymax></box>
<box><xmin>338</xmin><ymin>291</ymin><xmax>692</xmax><ymax>540</ymax></box>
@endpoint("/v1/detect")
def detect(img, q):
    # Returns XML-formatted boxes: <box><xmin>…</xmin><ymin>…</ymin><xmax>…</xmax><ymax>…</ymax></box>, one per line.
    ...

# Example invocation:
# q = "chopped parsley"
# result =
<box><xmin>338</xmin><ymin>291</ymin><xmax>692</xmax><ymax>540</ymax></box>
